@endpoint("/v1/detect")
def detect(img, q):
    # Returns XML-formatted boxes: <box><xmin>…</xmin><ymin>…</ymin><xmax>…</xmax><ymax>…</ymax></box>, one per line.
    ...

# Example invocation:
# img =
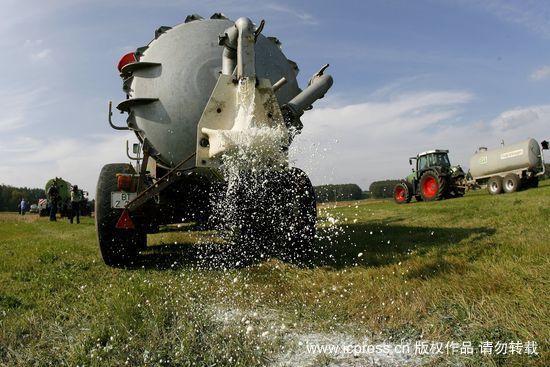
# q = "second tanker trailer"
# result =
<box><xmin>468</xmin><ymin>138</ymin><xmax>546</xmax><ymax>195</ymax></box>
<box><xmin>96</xmin><ymin>14</ymin><xmax>333</xmax><ymax>267</ymax></box>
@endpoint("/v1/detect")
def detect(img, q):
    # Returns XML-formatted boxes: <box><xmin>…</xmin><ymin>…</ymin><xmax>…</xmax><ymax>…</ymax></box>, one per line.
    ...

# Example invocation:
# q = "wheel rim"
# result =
<box><xmin>395</xmin><ymin>186</ymin><xmax>406</xmax><ymax>202</ymax></box>
<box><xmin>505</xmin><ymin>179</ymin><xmax>514</xmax><ymax>191</ymax></box>
<box><xmin>490</xmin><ymin>181</ymin><xmax>499</xmax><ymax>192</ymax></box>
<box><xmin>422</xmin><ymin>176</ymin><xmax>437</xmax><ymax>198</ymax></box>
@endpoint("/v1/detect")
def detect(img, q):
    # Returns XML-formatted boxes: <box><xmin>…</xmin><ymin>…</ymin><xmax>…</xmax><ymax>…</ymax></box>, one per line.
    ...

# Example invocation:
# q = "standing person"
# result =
<box><xmin>47</xmin><ymin>184</ymin><xmax>59</xmax><ymax>221</ymax></box>
<box><xmin>19</xmin><ymin>198</ymin><xmax>26</xmax><ymax>215</ymax></box>
<box><xmin>70</xmin><ymin>185</ymin><xmax>82</xmax><ymax>224</ymax></box>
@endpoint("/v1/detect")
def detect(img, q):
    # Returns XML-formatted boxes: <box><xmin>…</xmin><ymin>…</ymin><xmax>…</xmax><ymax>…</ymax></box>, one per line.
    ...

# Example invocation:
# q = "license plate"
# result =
<box><xmin>111</xmin><ymin>192</ymin><xmax>137</xmax><ymax>209</ymax></box>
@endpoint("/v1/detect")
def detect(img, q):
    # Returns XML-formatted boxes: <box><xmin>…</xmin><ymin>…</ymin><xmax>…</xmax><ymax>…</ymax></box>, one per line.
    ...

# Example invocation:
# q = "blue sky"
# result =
<box><xmin>1</xmin><ymin>0</ymin><xmax>549</xmax><ymax>194</ymax></box>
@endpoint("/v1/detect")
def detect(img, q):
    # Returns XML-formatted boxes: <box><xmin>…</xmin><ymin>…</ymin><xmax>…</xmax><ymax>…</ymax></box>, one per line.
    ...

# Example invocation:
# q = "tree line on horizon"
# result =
<box><xmin>0</xmin><ymin>185</ymin><xmax>45</xmax><ymax>212</ymax></box>
<box><xmin>313</xmin><ymin>184</ymin><xmax>365</xmax><ymax>203</ymax></box>
<box><xmin>368</xmin><ymin>180</ymin><xmax>402</xmax><ymax>199</ymax></box>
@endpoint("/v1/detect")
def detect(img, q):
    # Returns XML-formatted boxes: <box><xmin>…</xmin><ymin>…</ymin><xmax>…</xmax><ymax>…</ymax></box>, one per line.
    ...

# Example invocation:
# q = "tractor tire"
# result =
<box><xmin>419</xmin><ymin>171</ymin><xmax>447</xmax><ymax>201</ymax></box>
<box><xmin>393</xmin><ymin>182</ymin><xmax>412</xmax><ymax>204</ymax></box>
<box><xmin>502</xmin><ymin>173</ymin><xmax>520</xmax><ymax>193</ymax></box>
<box><xmin>96</xmin><ymin>163</ymin><xmax>146</xmax><ymax>267</ymax></box>
<box><xmin>487</xmin><ymin>176</ymin><xmax>503</xmax><ymax>195</ymax></box>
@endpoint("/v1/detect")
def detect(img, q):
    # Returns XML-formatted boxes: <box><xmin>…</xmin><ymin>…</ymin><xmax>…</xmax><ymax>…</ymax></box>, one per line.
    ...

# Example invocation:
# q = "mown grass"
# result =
<box><xmin>0</xmin><ymin>181</ymin><xmax>549</xmax><ymax>366</ymax></box>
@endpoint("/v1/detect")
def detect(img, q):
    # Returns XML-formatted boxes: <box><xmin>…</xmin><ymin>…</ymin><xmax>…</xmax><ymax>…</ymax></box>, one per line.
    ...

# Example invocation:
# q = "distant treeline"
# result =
<box><xmin>314</xmin><ymin>184</ymin><xmax>364</xmax><ymax>203</ymax></box>
<box><xmin>369</xmin><ymin>180</ymin><xmax>401</xmax><ymax>199</ymax></box>
<box><xmin>0</xmin><ymin>184</ymin><xmax>45</xmax><ymax>211</ymax></box>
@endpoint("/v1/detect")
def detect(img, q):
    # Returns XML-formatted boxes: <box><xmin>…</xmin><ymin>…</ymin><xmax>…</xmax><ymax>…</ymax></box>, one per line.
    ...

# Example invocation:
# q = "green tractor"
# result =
<box><xmin>393</xmin><ymin>150</ymin><xmax>466</xmax><ymax>204</ymax></box>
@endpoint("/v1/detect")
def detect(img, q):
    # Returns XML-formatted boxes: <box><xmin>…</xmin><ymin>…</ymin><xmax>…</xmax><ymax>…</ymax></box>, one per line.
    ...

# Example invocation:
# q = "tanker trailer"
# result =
<box><xmin>45</xmin><ymin>177</ymin><xmax>71</xmax><ymax>217</ymax></box>
<box><xmin>96</xmin><ymin>14</ymin><xmax>333</xmax><ymax>267</ymax></box>
<box><xmin>468</xmin><ymin>138</ymin><xmax>546</xmax><ymax>195</ymax></box>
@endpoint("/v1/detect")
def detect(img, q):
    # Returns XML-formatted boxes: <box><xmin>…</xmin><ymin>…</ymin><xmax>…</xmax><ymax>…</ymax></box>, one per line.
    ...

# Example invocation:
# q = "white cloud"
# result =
<box><xmin>266</xmin><ymin>4</ymin><xmax>318</xmax><ymax>25</ymax></box>
<box><xmin>0</xmin><ymin>133</ymin><xmax>135</xmax><ymax>197</ymax></box>
<box><xmin>0</xmin><ymin>88</ymin><xmax>51</xmax><ymax>133</ymax></box>
<box><xmin>490</xmin><ymin>105</ymin><xmax>550</xmax><ymax>131</ymax></box>
<box><xmin>530</xmin><ymin>65</ymin><xmax>550</xmax><ymax>81</ymax></box>
<box><xmin>291</xmin><ymin>90</ymin><xmax>549</xmax><ymax>190</ymax></box>
<box><xmin>30</xmin><ymin>48</ymin><xmax>52</xmax><ymax>60</ymax></box>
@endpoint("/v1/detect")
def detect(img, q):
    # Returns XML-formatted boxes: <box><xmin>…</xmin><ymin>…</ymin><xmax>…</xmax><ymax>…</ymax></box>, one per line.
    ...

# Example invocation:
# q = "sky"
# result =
<box><xmin>1</xmin><ymin>0</ymin><xmax>549</xmax><ymax>195</ymax></box>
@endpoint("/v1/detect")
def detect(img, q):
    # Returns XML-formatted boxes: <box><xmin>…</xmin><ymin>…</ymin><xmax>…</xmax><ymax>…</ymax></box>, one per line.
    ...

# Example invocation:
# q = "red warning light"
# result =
<box><xmin>117</xmin><ymin>52</ymin><xmax>137</xmax><ymax>72</ymax></box>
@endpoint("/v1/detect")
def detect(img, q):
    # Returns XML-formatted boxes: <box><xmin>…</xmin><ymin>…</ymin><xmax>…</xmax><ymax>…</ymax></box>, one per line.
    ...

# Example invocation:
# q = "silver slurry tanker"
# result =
<box><xmin>96</xmin><ymin>14</ymin><xmax>333</xmax><ymax>267</ymax></box>
<box><xmin>468</xmin><ymin>138</ymin><xmax>546</xmax><ymax>195</ymax></box>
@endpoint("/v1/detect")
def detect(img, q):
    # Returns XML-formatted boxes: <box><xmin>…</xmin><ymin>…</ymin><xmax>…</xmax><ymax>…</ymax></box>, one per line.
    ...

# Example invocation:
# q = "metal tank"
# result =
<box><xmin>114</xmin><ymin>16</ymin><xmax>305</xmax><ymax>169</ymax></box>
<box><xmin>97</xmin><ymin>14</ymin><xmax>334</xmax><ymax>267</ymax></box>
<box><xmin>469</xmin><ymin>138</ymin><xmax>544</xmax><ymax>179</ymax></box>
<box><xmin>45</xmin><ymin>177</ymin><xmax>71</xmax><ymax>216</ymax></box>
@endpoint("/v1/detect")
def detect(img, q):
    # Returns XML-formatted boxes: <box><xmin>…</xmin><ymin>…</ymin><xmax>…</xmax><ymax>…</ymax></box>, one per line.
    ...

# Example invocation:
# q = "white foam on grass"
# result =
<box><xmin>210</xmin><ymin>306</ymin><xmax>427</xmax><ymax>367</ymax></box>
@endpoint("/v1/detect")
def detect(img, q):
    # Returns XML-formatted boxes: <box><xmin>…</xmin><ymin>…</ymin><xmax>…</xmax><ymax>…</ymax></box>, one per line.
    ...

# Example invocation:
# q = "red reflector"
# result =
<box><xmin>116</xmin><ymin>209</ymin><xmax>135</xmax><ymax>229</ymax></box>
<box><xmin>117</xmin><ymin>174</ymin><xmax>133</xmax><ymax>191</ymax></box>
<box><xmin>117</xmin><ymin>52</ymin><xmax>137</xmax><ymax>72</ymax></box>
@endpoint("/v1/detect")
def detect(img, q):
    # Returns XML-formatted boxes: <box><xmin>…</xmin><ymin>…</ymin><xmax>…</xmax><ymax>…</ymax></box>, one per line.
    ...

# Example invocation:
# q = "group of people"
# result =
<box><xmin>47</xmin><ymin>184</ymin><xmax>83</xmax><ymax>224</ymax></box>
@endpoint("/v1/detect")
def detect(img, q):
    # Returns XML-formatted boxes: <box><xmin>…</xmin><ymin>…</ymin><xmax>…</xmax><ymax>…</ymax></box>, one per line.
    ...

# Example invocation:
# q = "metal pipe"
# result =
<box><xmin>220</xmin><ymin>17</ymin><xmax>256</xmax><ymax>79</ymax></box>
<box><xmin>286</xmin><ymin>73</ymin><xmax>333</xmax><ymax>117</ymax></box>
<box><xmin>272</xmin><ymin>77</ymin><xmax>287</xmax><ymax>92</ymax></box>
<box><xmin>108</xmin><ymin>101</ymin><xmax>130</xmax><ymax>130</ymax></box>
<box><xmin>235</xmin><ymin>17</ymin><xmax>255</xmax><ymax>79</ymax></box>
<box><xmin>222</xmin><ymin>47</ymin><xmax>237</xmax><ymax>75</ymax></box>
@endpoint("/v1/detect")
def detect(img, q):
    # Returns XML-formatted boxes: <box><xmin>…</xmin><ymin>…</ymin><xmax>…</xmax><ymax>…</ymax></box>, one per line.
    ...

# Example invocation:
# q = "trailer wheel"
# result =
<box><xmin>419</xmin><ymin>171</ymin><xmax>447</xmax><ymax>201</ymax></box>
<box><xmin>278</xmin><ymin>167</ymin><xmax>316</xmax><ymax>266</ymax></box>
<box><xmin>96</xmin><ymin>163</ymin><xmax>146</xmax><ymax>267</ymax></box>
<box><xmin>230</xmin><ymin>168</ymin><xmax>316</xmax><ymax>266</ymax></box>
<box><xmin>502</xmin><ymin>173</ymin><xmax>520</xmax><ymax>193</ymax></box>
<box><xmin>487</xmin><ymin>176</ymin><xmax>503</xmax><ymax>195</ymax></box>
<box><xmin>393</xmin><ymin>182</ymin><xmax>412</xmax><ymax>204</ymax></box>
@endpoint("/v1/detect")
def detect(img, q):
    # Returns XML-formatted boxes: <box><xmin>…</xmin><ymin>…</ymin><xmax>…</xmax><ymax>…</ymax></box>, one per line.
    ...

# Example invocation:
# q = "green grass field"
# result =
<box><xmin>1</xmin><ymin>181</ymin><xmax>548</xmax><ymax>366</ymax></box>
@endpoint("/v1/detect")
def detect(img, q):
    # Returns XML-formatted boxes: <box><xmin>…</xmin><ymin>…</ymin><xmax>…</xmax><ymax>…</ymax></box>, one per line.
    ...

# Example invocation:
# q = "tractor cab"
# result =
<box><xmin>409</xmin><ymin>150</ymin><xmax>451</xmax><ymax>180</ymax></box>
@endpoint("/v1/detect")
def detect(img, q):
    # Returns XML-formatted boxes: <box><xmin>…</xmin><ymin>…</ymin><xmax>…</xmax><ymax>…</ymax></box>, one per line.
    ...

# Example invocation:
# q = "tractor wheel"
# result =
<box><xmin>96</xmin><ymin>163</ymin><xmax>146</xmax><ymax>267</ymax></box>
<box><xmin>487</xmin><ymin>176</ymin><xmax>503</xmax><ymax>195</ymax></box>
<box><xmin>502</xmin><ymin>173</ymin><xmax>520</xmax><ymax>193</ymax></box>
<box><xmin>393</xmin><ymin>182</ymin><xmax>412</xmax><ymax>204</ymax></box>
<box><xmin>419</xmin><ymin>171</ymin><xmax>447</xmax><ymax>201</ymax></box>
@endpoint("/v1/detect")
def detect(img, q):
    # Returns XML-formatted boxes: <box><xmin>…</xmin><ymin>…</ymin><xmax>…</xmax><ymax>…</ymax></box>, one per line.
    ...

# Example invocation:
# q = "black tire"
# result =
<box><xmin>526</xmin><ymin>176</ymin><xmax>539</xmax><ymax>188</ymax></box>
<box><xmin>502</xmin><ymin>173</ymin><xmax>520</xmax><ymax>193</ymax></box>
<box><xmin>419</xmin><ymin>171</ymin><xmax>447</xmax><ymax>201</ymax></box>
<box><xmin>96</xmin><ymin>163</ymin><xmax>145</xmax><ymax>267</ymax></box>
<box><xmin>487</xmin><ymin>176</ymin><xmax>503</xmax><ymax>195</ymax></box>
<box><xmin>393</xmin><ymin>182</ymin><xmax>412</xmax><ymax>204</ymax></box>
<box><xmin>277</xmin><ymin>168</ymin><xmax>316</xmax><ymax>266</ymax></box>
<box><xmin>226</xmin><ymin>168</ymin><xmax>316</xmax><ymax>266</ymax></box>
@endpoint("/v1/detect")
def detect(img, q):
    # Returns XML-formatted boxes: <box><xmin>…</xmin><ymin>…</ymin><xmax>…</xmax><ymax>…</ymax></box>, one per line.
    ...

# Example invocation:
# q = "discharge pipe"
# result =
<box><xmin>219</xmin><ymin>17</ymin><xmax>257</xmax><ymax>79</ymax></box>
